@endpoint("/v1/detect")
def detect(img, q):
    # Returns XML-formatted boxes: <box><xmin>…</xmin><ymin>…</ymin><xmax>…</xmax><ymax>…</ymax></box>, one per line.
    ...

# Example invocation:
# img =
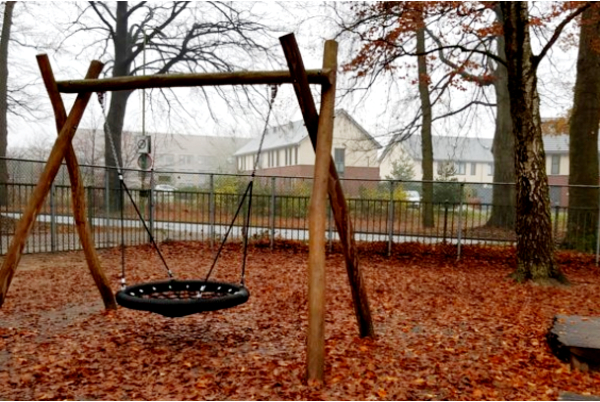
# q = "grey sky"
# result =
<box><xmin>3</xmin><ymin>1</ymin><xmax>579</xmax><ymax>155</ymax></box>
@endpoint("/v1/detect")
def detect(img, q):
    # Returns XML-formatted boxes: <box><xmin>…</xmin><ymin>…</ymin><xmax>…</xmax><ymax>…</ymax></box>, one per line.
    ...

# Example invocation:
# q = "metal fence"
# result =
<box><xmin>0</xmin><ymin>157</ymin><xmax>598</xmax><ymax>259</ymax></box>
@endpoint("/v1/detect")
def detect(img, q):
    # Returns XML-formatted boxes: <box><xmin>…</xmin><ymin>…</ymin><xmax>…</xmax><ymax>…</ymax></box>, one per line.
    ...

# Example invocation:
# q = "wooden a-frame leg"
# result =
<box><xmin>280</xmin><ymin>33</ymin><xmax>375</xmax><ymax>338</ymax></box>
<box><xmin>0</xmin><ymin>60</ymin><xmax>104</xmax><ymax>308</ymax></box>
<box><xmin>37</xmin><ymin>55</ymin><xmax>116</xmax><ymax>310</ymax></box>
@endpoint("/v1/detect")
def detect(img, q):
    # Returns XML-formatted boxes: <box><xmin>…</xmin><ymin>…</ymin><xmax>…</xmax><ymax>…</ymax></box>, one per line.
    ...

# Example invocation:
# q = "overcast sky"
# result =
<box><xmin>4</xmin><ymin>2</ymin><xmax>579</xmax><ymax>154</ymax></box>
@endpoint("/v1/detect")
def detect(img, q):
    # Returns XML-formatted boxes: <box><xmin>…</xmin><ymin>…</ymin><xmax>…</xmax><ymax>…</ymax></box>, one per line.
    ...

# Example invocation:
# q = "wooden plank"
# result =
<box><xmin>55</xmin><ymin>68</ymin><xmax>333</xmax><ymax>93</ymax></box>
<box><xmin>0</xmin><ymin>60</ymin><xmax>103</xmax><ymax>308</ymax></box>
<box><xmin>548</xmin><ymin>315</ymin><xmax>600</xmax><ymax>371</ymax></box>
<box><xmin>36</xmin><ymin>55</ymin><xmax>116</xmax><ymax>310</ymax></box>
<box><xmin>280</xmin><ymin>33</ymin><xmax>375</xmax><ymax>338</ymax></box>
<box><xmin>307</xmin><ymin>40</ymin><xmax>337</xmax><ymax>383</ymax></box>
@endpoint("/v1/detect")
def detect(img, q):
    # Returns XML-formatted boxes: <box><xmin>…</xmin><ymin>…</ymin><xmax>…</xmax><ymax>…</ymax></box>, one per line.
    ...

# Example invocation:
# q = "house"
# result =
<box><xmin>234</xmin><ymin>110</ymin><xmax>381</xmax><ymax>182</ymax></box>
<box><xmin>379</xmin><ymin>135</ymin><xmax>495</xmax><ymax>183</ymax></box>
<box><xmin>380</xmin><ymin>133</ymin><xmax>595</xmax><ymax>207</ymax></box>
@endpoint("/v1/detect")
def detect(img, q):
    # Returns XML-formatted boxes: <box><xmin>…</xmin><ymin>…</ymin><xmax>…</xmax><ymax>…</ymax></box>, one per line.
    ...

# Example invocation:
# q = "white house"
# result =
<box><xmin>379</xmin><ymin>135</ymin><xmax>495</xmax><ymax>182</ymax></box>
<box><xmin>234</xmin><ymin>109</ymin><xmax>381</xmax><ymax>180</ymax></box>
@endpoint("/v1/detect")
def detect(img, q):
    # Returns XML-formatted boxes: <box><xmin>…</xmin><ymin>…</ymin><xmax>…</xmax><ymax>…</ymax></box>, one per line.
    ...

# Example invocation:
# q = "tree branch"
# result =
<box><xmin>533</xmin><ymin>2</ymin><xmax>593</xmax><ymax>68</ymax></box>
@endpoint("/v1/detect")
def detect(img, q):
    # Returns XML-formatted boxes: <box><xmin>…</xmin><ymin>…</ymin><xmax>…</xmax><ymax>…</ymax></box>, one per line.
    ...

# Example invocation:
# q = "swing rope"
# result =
<box><xmin>202</xmin><ymin>84</ymin><xmax>279</xmax><ymax>286</ymax></box>
<box><xmin>97</xmin><ymin>92</ymin><xmax>173</xmax><ymax>289</ymax></box>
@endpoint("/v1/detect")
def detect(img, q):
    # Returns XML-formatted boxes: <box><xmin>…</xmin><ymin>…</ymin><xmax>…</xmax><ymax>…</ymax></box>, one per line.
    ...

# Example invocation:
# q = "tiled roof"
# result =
<box><xmin>394</xmin><ymin>135</ymin><xmax>494</xmax><ymax>163</ymax></box>
<box><xmin>384</xmin><ymin>133</ymin><xmax>584</xmax><ymax>164</ymax></box>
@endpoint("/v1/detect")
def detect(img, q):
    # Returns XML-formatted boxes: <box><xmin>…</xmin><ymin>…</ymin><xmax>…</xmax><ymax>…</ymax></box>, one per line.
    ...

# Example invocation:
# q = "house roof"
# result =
<box><xmin>233</xmin><ymin>109</ymin><xmax>381</xmax><ymax>156</ymax></box>
<box><xmin>388</xmin><ymin>135</ymin><xmax>494</xmax><ymax>163</ymax></box>
<box><xmin>543</xmin><ymin>135</ymin><xmax>570</xmax><ymax>153</ymax></box>
<box><xmin>383</xmin><ymin>133</ymin><xmax>585</xmax><ymax>164</ymax></box>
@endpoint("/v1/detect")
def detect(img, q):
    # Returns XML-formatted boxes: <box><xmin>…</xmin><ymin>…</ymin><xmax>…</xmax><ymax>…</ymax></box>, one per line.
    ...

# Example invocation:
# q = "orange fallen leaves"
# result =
<box><xmin>0</xmin><ymin>242</ymin><xmax>599</xmax><ymax>400</ymax></box>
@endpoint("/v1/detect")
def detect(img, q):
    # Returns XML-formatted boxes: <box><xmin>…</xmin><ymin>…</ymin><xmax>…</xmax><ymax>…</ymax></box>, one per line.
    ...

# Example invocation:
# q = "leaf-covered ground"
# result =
<box><xmin>1</xmin><ymin>241</ymin><xmax>599</xmax><ymax>400</ymax></box>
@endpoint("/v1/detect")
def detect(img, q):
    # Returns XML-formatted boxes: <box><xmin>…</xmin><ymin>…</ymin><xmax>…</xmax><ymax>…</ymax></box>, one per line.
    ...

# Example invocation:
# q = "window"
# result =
<box><xmin>285</xmin><ymin>147</ymin><xmax>295</xmax><ymax>166</ymax></box>
<box><xmin>487</xmin><ymin>163</ymin><xmax>494</xmax><ymax>176</ymax></box>
<box><xmin>457</xmin><ymin>162</ymin><xmax>466</xmax><ymax>175</ymax></box>
<box><xmin>470</xmin><ymin>163</ymin><xmax>476</xmax><ymax>175</ymax></box>
<box><xmin>334</xmin><ymin>148</ymin><xmax>345</xmax><ymax>174</ymax></box>
<box><xmin>551</xmin><ymin>155</ymin><xmax>560</xmax><ymax>175</ymax></box>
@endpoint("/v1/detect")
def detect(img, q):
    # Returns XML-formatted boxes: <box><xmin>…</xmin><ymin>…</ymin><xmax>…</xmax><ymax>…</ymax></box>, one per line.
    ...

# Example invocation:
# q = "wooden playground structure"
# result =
<box><xmin>0</xmin><ymin>34</ymin><xmax>373</xmax><ymax>382</ymax></box>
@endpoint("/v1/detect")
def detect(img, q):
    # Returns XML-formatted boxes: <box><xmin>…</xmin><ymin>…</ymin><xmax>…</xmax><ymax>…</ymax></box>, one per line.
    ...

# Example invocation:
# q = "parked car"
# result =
<box><xmin>405</xmin><ymin>190</ymin><xmax>421</xmax><ymax>208</ymax></box>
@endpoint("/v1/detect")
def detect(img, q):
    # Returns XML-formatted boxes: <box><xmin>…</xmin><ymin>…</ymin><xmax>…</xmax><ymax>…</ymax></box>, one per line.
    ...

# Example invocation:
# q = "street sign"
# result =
<box><xmin>135</xmin><ymin>135</ymin><xmax>151</xmax><ymax>154</ymax></box>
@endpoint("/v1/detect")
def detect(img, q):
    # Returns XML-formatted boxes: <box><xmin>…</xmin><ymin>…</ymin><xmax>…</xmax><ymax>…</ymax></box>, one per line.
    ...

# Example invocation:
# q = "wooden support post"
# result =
<box><xmin>0</xmin><ymin>60</ymin><xmax>103</xmax><ymax>308</ymax></box>
<box><xmin>36</xmin><ymin>55</ymin><xmax>116</xmax><ymax>310</ymax></box>
<box><xmin>280</xmin><ymin>34</ymin><xmax>375</xmax><ymax>338</ymax></box>
<box><xmin>307</xmin><ymin>40</ymin><xmax>338</xmax><ymax>383</ymax></box>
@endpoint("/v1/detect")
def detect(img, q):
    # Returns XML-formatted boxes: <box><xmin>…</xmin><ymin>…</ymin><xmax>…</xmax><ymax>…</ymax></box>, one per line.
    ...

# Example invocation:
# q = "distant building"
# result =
<box><xmin>234</xmin><ymin>110</ymin><xmax>381</xmax><ymax>182</ymax></box>
<box><xmin>72</xmin><ymin>129</ymin><xmax>251</xmax><ymax>187</ymax></box>
<box><xmin>379</xmin><ymin>135</ymin><xmax>495</xmax><ymax>183</ymax></box>
<box><xmin>380</xmin><ymin>134</ymin><xmax>586</xmax><ymax>206</ymax></box>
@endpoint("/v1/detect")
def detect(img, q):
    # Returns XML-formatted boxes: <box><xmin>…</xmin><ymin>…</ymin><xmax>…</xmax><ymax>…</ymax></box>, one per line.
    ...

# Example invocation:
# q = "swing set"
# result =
<box><xmin>0</xmin><ymin>34</ymin><xmax>373</xmax><ymax>381</ymax></box>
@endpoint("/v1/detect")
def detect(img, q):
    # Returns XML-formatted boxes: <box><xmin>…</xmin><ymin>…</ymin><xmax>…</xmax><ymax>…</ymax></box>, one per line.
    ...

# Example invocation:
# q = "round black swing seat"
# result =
<box><xmin>116</xmin><ymin>279</ymin><xmax>249</xmax><ymax>318</ymax></box>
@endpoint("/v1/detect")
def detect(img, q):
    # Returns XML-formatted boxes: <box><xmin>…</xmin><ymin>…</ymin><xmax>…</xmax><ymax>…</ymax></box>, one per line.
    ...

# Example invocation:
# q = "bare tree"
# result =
<box><xmin>0</xmin><ymin>1</ymin><xmax>16</xmax><ymax>206</ymax></box>
<box><xmin>66</xmin><ymin>1</ymin><xmax>274</xmax><ymax>209</ymax></box>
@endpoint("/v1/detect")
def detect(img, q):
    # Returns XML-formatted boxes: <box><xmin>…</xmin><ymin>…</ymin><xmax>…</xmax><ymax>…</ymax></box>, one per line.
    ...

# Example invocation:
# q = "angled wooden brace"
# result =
<box><xmin>0</xmin><ymin>58</ymin><xmax>116</xmax><ymax>309</ymax></box>
<box><xmin>280</xmin><ymin>34</ymin><xmax>374</xmax><ymax>339</ymax></box>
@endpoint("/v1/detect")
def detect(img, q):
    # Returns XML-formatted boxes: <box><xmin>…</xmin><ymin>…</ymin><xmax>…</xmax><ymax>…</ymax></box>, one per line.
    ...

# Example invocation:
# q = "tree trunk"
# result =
<box><xmin>0</xmin><ymin>2</ymin><xmax>16</xmax><ymax>206</ymax></box>
<box><xmin>104</xmin><ymin>2</ymin><xmax>132</xmax><ymax>212</ymax></box>
<box><xmin>416</xmin><ymin>25</ymin><xmax>434</xmax><ymax>228</ymax></box>
<box><xmin>487</xmin><ymin>5</ymin><xmax>516</xmax><ymax>229</ymax></box>
<box><xmin>501</xmin><ymin>2</ymin><xmax>567</xmax><ymax>284</ymax></box>
<box><xmin>564</xmin><ymin>6</ymin><xmax>600</xmax><ymax>252</ymax></box>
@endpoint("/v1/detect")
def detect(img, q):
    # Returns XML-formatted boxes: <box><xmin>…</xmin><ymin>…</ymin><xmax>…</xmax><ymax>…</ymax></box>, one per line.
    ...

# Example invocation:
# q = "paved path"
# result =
<box><xmin>0</xmin><ymin>212</ymin><xmax>508</xmax><ymax>255</ymax></box>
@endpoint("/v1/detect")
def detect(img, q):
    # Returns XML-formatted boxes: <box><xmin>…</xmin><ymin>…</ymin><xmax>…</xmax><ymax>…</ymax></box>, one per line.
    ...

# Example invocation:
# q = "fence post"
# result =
<box><xmin>387</xmin><ymin>180</ymin><xmax>395</xmax><ymax>257</ymax></box>
<box><xmin>553</xmin><ymin>205</ymin><xmax>560</xmax><ymax>240</ymax></box>
<box><xmin>270</xmin><ymin>177</ymin><xmax>276</xmax><ymax>250</ymax></box>
<box><xmin>50</xmin><ymin>183</ymin><xmax>56</xmax><ymax>252</ymax></box>
<box><xmin>104</xmin><ymin>169</ymin><xmax>110</xmax><ymax>246</ymax></box>
<box><xmin>443</xmin><ymin>202</ymin><xmax>449</xmax><ymax>243</ymax></box>
<box><xmin>149</xmin><ymin>168</ymin><xmax>154</xmax><ymax>242</ymax></box>
<box><xmin>87</xmin><ymin>186</ymin><xmax>94</xmax><ymax>233</ymax></box>
<box><xmin>456</xmin><ymin>183</ymin><xmax>464</xmax><ymax>261</ymax></box>
<box><xmin>209</xmin><ymin>174</ymin><xmax>215</xmax><ymax>247</ymax></box>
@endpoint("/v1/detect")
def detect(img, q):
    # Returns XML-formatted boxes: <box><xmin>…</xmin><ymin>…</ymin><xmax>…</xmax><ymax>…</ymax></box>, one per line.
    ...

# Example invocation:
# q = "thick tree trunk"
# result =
<box><xmin>564</xmin><ymin>7</ymin><xmax>600</xmax><ymax>252</ymax></box>
<box><xmin>501</xmin><ymin>2</ymin><xmax>567</xmax><ymax>284</ymax></box>
<box><xmin>487</xmin><ymin>5</ymin><xmax>516</xmax><ymax>229</ymax></box>
<box><xmin>0</xmin><ymin>2</ymin><xmax>16</xmax><ymax>206</ymax></box>
<box><xmin>416</xmin><ymin>26</ymin><xmax>434</xmax><ymax>228</ymax></box>
<box><xmin>104</xmin><ymin>2</ymin><xmax>132</xmax><ymax>212</ymax></box>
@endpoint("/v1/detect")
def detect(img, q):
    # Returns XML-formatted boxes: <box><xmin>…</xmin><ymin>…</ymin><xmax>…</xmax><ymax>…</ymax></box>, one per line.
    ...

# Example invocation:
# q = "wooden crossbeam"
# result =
<box><xmin>55</xmin><ymin>69</ymin><xmax>333</xmax><ymax>93</ymax></box>
<box><xmin>0</xmin><ymin>61</ymin><xmax>104</xmax><ymax>308</ymax></box>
